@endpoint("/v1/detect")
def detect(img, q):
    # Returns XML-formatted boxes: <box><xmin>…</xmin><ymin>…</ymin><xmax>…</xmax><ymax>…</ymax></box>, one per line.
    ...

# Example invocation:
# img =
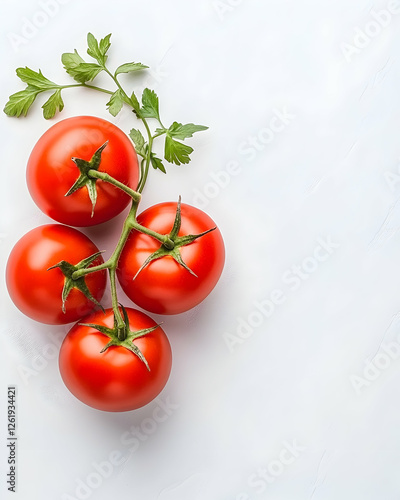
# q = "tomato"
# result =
<box><xmin>117</xmin><ymin>202</ymin><xmax>225</xmax><ymax>314</ymax></box>
<box><xmin>6</xmin><ymin>224</ymin><xmax>106</xmax><ymax>325</ymax></box>
<box><xmin>26</xmin><ymin>116</ymin><xmax>139</xmax><ymax>227</ymax></box>
<box><xmin>59</xmin><ymin>307</ymin><xmax>172</xmax><ymax>411</ymax></box>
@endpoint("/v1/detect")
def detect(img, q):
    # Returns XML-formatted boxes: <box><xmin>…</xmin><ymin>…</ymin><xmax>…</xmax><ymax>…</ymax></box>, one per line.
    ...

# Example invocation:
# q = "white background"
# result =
<box><xmin>1</xmin><ymin>0</ymin><xmax>400</xmax><ymax>498</ymax></box>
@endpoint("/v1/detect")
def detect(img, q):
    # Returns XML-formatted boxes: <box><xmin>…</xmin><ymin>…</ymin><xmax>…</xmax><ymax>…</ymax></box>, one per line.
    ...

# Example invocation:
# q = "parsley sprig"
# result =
<box><xmin>4</xmin><ymin>32</ymin><xmax>208</xmax><ymax>191</ymax></box>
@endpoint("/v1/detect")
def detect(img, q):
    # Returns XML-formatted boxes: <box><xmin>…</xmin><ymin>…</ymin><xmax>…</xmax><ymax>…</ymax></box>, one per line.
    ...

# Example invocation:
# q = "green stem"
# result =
<box><xmin>152</xmin><ymin>130</ymin><xmax>166</xmax><ymax>139</ymax></box>
<box><xmin>109</xmin><ymin>208</ymin><xmax>137</xmax><ymax>265</ymax></box>
<box><xmin>137</xmin><ymin>120</ymin><xmax>153</xmax><ymax>193</ymax></box>
<box><xmin>73</xmin><ymin>201</ymin><xmax>139</xmax><ymax>336</ymax></box>
<box><xmin>67</xmin><ymin>66</ymin><xmax>173</xmax><ymax>326</ymax></box>
<box><xmin>99</xmin><ymin>204</ymin><xmax>133</xmax><ymax>334</ymax></box>
<box><xmin>88</xmin><ymin>169</ymin><xmax>141</xmax><ymax>202</ymax></box>
<box><xmin>109</xmin><ymin>267</ymin><xmax>125</xmax><ymax>339</ymax></box>
<box><xmin>73</xmin><ymin>261</ymin><xmax>111</xmax><ymax>278</ymax></box>
<box><xmin>102</xmin><ymin>67</ymin><xmax>157</xmax><ymax>194</ymax></box>
<box><xmin>130</xmin><ymin>221</ymin><xmax>174</xmax><ymax>249</ymax></box>
<box><xmin>104</xmin><ymin>68</ymin><xmax>126</xmax><ymax>95</ymax></box>
<box><xmin>139</xmin><ymin>158</ymin><xmax>145</xmax><ymax>187</ymax></box>
<box><xmin>60</xmin><ymin>83</ymin><xmax>114</xmax><ymax>95</ymax></box>
<box><xmin>71</xmin><ymin>171</ymin><xmax>171</xmax><ymax>283</ymax></box>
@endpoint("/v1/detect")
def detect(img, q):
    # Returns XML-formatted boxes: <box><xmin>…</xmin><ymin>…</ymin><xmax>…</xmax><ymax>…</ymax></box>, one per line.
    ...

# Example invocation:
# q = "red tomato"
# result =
<box><xmin>117</xmin><ymin>202</ymin><xmax>225</xmax><ymax>314</ymax></box>
<box><xmin>26</xmin><ymin>116</ymin><xmax>139</xmax><ymax>227</ymax></box>
<box><xmin>6</xmin><ymin>224</ymin><xmax>106</xmax><ymax>324</ymax></box>
<box><xmin>59</xmin><ymin>308</ymin><xmax>172</xmax><ymax>411</ymax></box>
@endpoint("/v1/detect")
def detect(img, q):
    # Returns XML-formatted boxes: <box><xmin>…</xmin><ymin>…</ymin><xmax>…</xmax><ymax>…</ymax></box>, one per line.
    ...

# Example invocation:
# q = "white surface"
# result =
<box><xmin>1</xmin><ymin>0</ymin><xmax>400</xmax><ymax>498</ymax></box>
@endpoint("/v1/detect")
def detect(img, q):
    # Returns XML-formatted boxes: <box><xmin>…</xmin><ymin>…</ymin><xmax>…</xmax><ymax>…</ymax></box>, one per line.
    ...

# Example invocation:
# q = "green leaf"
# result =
<box><xmin>150</xmin><ymin>153</ymin><xmax>166</xmax><ymax>173</ymax></box>
<box><xmin>4</xmin><ymin>86</ymin><xmax>41</xmax><ymax>117</ymax></box>
<box><xmin>67</xmin><ymin>62</ymin><xmax>103</xmax><ymax>83</ymax></box>
<box><xmin>106</xmin><ymin>89</ymin><xmax>124</xmax><ymax>117</ymax></box>
<box><xmin>129</xmin><ymin>90</ymin><xmax>140</xmax><ymax>114</ymax></box>
<box><xmin>129</xmin><ymin>128</ymin><xmax>146</xmax><ymax>157</ymax></box>
<box><xmin>167</xmin><ymin>121</ymin><xmax>208</xmax><ymax>140</ymax></box>
<box><xmin>16</xmin><ymin>67</ymin><xmax>58</xmax><ymax>90</ymax></box>
<box><xmin>164</xmin><ymin>136</ymin><xmax>193</xmax><ymax>165</ymax></box>
<box><xmin>42</xmin><ymin>89</ymin><xmax>64</xmax><ymax>119</ymax></box>
<box><xmin>115</xmin><ymin>62</ymin><xmax>148</xmax><ymax>76</ymax></box>
<box><xmin>62</xmin><ymin>50</ymin><xmax>86</xmax><ymax>79</ymax></box>
<box><xmin>87</xmin><ymin>33</ymin><xmax>101</xmax><ymax>62</ymax></box>
<box><xmin>99</xmin><ymin>34</ymin><xmax>112</xmax><ymax>61</ymax></box>
<box><xmin>140</xmin><ymin>88</ymin><xmax>160</xmax><ymax>120</ymax></box>
<box><xmin>87</xmin><ymin>32</ymin><xmax>111</xmax><ymax>66</ymax></box>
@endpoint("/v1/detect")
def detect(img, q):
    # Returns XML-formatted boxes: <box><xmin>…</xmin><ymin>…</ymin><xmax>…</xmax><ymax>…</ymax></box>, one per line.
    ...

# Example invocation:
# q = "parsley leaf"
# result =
<box><xmin>67</xmin><ymin>62</ymin><xmax>103</xmax><ymax>84</ymax></box>
<box><xmin>156</xmin><ymin>121</ymin><xmax>208</xmax><ymax>166</ymax></box>
<box><xmin>164</xmin><ymin>136</ymin><xmax>193</xmax><ymax>165</ymax></box>
<box><xmin>150</xmin><ymin>153</ymin><xmax>166</xmax><ymax>173</ymax></box>
<box><xmin>87</xmin><ymin>33</ymin><xmax>111</xmax><ymax>66</ymax></box>
<box><xmin>62</xmin><ymin>50</ymin><xmax>86</xmax><ymax>79</ymax></box>
<box><xmin>4</xmin><ymin>86</ymin><xmax>41</xmax><ymax>117</ymax></box>
<box><xmin>106</xmin><ymin>89</ymin><xmax>124</xmax><ymax>117</ymax></box>
<box><xmin>16</xmin><ymin>67</ymin><xmax>58</xmax><ymax>90</ymax></box>
<box><xmin>129</xmin><ymin>91</ymin><xmax>141</xmax><ymax>114</ymax></box>
<box><xmin>166</xmin><ymin>121</ymin><xmax>208</xmax><ymax>140</ymax></box>
<box><xmin>140</xmin><ymin>88</ymin><xmax>160</xmax><ymax>120</ymax></box>
<box><xmin>129</xmin><ymin>128</ymin><xmax>146</xmax><ymax>157</ymax></box>
<box><xmin>4</xmin><ymin>67</ymin><xmax>62</xmax><ymax>117</ymax></box>
<box><xmin>99</xmin><ymin>34</ymin><xmax>112</xmax><ymax>60</ymax></box>
<box><xmin>115</xmin><ymin>62</ymin><xmax>148</xmax><ymax>76</ymax></box>
<box><xmin>42</xmin><ymin>89</ymin><xmax>64</xmax><ymax>119</ymax></box>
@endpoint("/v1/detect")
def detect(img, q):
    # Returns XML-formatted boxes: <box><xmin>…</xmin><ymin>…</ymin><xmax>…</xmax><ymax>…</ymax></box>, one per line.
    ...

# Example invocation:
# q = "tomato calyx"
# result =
<box><xmin>79</xmin><ymin>305</ymin><xmax>158</xmax><ymax>370</ymax></box>
<box><xmin>133</xmin><ymin>196</ymin><xmax>216</xmax><ymax>280</ymax></box>
<box><xmin>48</xmin><ymin>251</ymin><xmax>105</xmax><ymax>314</ymax></box>
<box><xmin>65</xmin><ymin>141</ymin><xmax>109</xmax><ymax>217</ymax></box>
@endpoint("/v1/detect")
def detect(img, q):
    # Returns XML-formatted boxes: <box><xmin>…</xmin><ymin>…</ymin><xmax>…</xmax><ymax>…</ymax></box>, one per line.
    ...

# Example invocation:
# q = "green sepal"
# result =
<box><xmin>48</xmin><ymin>251</ymin><xmax>105</xmax><ymax>314</ymax></box>
<box><xmin>65</xmin><ymin>141</ymin><xmax>108</xmax><ymax>217</ymax></box>
<box><xmin>79</xmin><ymin>305</ymin><xmax>160</xmax><ymax>370</ymax></box>
<box><xmin>133</xmin><ymin>196</ymin><xmax>216</xmax><ymax>279</ymax></box>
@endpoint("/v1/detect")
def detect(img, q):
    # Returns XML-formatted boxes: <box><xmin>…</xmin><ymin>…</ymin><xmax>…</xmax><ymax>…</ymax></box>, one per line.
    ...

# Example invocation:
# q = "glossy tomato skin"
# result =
<box><xmin>27</xmin><ymin>116</ymin><xmax>139</xmax><ymax>227</ymax></box>
<box><xmin>59</xmin><ymin>308</ymin><xmax>172</xmax><ymax>412</ymax></box>
<box><xmin>6</xmin><ymin>224</ymin><xmax>106</xmax><ymax>325</ymax></box>
<box><xmin>117</xmin><ymin>202</ymin><xmax>225</xmax><ymax>315</ymax></box>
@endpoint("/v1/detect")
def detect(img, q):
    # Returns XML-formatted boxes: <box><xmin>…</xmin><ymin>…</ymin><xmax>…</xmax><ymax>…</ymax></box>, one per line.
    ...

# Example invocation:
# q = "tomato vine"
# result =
<box><xmin>5</xmin><ymin>32</ymin><xmax>225</xmax><ymax>411</ymax></box>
